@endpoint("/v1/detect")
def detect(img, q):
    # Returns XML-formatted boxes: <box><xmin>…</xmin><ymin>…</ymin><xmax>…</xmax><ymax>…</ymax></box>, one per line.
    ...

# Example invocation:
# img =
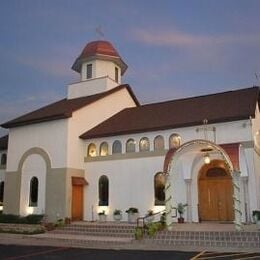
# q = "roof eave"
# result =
<box><xmin>1</xmin><ymin>113</ymin><xmax>71</xmax><ymax>129</ymax></box>
<box><xmin>80</xmin><ymin>114</ymin><xmax>252</xmax><ymax>140</ymax></box>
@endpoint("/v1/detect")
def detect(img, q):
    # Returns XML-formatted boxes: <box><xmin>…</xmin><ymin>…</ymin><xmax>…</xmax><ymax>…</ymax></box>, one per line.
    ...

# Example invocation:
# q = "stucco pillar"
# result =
<box><xmin>241</xmin><ymin>176</ymin><xmax>249</xmax><ymax>223</ymax></box>
<box><xmin>165</xmin><ymin>173</ymin><xmax>173</xmax><ymax>230</ymax></box>
<box><xmin>232</xmin><ymin>170</ymin><xmax>243</xmax><ymax>231</ymax></box>
<box><xmin>185</xmin><ymin>179</ymin><xmax>192</xmax><ymax>222</ymax></box>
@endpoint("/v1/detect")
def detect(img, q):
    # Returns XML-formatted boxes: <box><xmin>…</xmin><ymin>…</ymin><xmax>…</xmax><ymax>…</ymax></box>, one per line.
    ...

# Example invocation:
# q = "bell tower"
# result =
<box><xmin>67</xmin><ymin>40</ymin><xmax>127</xmax><ymax>99</ymax></box>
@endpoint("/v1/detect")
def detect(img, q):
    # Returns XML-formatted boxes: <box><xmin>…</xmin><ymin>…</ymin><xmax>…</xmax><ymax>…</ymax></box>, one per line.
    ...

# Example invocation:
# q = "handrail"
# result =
<box><xmin>136</xmin><ymin>208</ymin><xmax>178</xmax><ymax>228</ymax></box>
<box><xmin>136</xmin><ymin>210</ymin><xmax>165</xmax><ymax>228</ymax></box>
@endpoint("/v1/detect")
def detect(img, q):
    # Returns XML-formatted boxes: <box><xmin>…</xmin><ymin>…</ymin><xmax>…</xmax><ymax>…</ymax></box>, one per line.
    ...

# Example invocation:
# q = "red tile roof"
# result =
<box><xmin>0</xmin><ymin>135</ymin><xmax>8</xmax><ymax>150</ymax></box>
<box><xmin>80</xmin><ymin>87</ymin><xmax>259</xmax><ymax>139</ymax></box>
<box><xmin>72</xmin><ymin>40</ymin><xmax>127</xmax><ymax>74</ymax></box>
<box><xmin>80</xmin><ymin>41</ymin><xmax>120</xmax><ymax>59</ymax></box>
<box><xmin>1</xmin><ymin>85</ymin><xmax>139</xmax><ymax>129</ymax></box>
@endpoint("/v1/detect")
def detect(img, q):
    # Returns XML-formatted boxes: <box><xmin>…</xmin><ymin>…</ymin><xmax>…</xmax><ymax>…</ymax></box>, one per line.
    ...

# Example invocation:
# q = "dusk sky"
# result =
<box><xmin>0</xmin><ymin>0</ymin><xmax>260</xmax><ymax>137</ymax></box>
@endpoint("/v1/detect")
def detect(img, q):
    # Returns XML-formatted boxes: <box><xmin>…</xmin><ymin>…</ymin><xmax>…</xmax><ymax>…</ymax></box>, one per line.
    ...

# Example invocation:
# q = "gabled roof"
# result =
<box><xmin>1</xmin><ymin>85</ymin><xmax>139</xmax><ymax>129</ymax></box>
<box><xmin>80</xmin><ymin>86</ymin><xmax>260</xmax><ymax>139</ymax></box>
<box><xmin>0</xmin><ymin>135</ymin><xmax>8</xmax><ymax>150</ymax></box>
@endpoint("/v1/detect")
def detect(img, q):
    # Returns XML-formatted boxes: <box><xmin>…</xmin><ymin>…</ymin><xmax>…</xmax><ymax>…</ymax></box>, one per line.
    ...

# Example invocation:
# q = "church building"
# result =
<box><xmin>0</xmin><ymin>40</ymin><xmax>259</xmax><ymax>226</ymax></box>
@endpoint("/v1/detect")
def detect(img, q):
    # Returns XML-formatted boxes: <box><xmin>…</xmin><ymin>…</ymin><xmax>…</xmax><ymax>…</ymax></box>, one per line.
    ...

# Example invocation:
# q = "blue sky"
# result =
<box><xmin>0</xmin><ymin>0</ymin><xmax>260</xmax><ymax>136</ymax></box>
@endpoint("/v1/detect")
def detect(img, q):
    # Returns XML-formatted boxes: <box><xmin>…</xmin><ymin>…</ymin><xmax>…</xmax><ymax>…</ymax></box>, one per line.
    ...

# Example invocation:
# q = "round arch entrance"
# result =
<box><xmin>164</xmin><ymin>139</ymin><xmax>242</xmax><ymax>231</ymax></box>
<box><xmin>198</xmin><ymin>159</ymin><xmax>234</xmax><ymax>222</ymax></box>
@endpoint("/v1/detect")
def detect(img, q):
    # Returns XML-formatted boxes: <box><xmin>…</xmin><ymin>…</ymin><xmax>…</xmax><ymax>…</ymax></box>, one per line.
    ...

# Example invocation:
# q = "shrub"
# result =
<box><xmin>125</xmin><ymin>207</ymin><xmax>138</xmax><ymax>214</ymax></box>
<box><xmin>134</xmin><ymin>227</ymin><xmax>143</xmax><ymax>240</ymax></box>
<box><xmin>25</xmin><ymin>214</ymin><xmax>44</xmax><ymax>224</ymax></box>
<box><xmin>0</xmin><ymin>214</ymin><xmax>44</xmax><ymax>224</ymax></box>
<box><xmin>113</xmin><ymin>209</ymin><xmax>122</xmax><ymax>215</ymax></box>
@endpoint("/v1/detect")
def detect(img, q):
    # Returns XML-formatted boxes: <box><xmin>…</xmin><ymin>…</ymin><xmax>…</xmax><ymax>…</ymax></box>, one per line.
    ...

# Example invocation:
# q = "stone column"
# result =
<box><xmin>185</xmin><ymin>179</ymin><xmax>192</xmax><ymax>222</ymax></box>
<box><xmin>232</xmin><ymin>170</ymin><xmax>243</xmax><ymax>231</ymax></box>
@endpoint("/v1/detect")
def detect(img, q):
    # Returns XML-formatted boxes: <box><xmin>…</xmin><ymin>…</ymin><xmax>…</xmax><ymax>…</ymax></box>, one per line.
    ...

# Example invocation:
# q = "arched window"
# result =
<box><xmin>100</xmin><ymin>142</ymin><xmax>109</xmax><ymax>156</ymax></box>
<box><xmin>98</xmin><ymin>175</ymin><xmax>109</xmax><ymax>206</ymax></box>
<box><xmin>1</xmin><ymin>154</ymin><xmax>7</xmax><ymax>165</ymax></box>
<box><xmin>154</xmin><ymin>135</ymin><xmax>165</xmax><ymax>151</ymax></box>
<box><xmin>169</xmin><ymin>134</ymin><xmax>181</xmax><ymax>149</ymax></box>
<box><xmin>154</xmin><ymin>172</ymin><xmax>165</xmax><ymax>205</ymax></box>
<box><xmin>29</xmin><ymin>177</ymin><xmax>38</xmax><ymax>207</ymax></box>
<box><xmin>87</xmin><ymin>143</ymin><xmax>97</xmax><ymax>157</ymax></box>
<box><xmin>0</xmin><ymin>181</ymin><xmax>4</xmax><ymax>204</ymax></box>
<box><xmin>126</xmin><ymin>139</ymin><xmax>136</xmax><ymax>153</ymax></box>
<box><xmin>139</xmin><ymin>137</ymin><xmax>150</xmax><ymax>152</ymax></box>
<box><xmin>112</xmin><ymin>140</ymin><xmax>122</xmax><ymax>154</ymax></box>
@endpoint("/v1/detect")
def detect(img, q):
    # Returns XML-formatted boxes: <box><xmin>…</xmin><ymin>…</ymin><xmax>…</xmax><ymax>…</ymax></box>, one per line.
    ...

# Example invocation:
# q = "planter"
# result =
<box><xmin>177</xmin><ymin>217</ymin><xmax>184</xmax><ymax>223</ymax></box>
<box><xmin>113</xmin><ymin>214</ymin><xmax>122</xmax><ymax>222</ymax></box>
<box><xmin>98</xmin><ymin>215</ymin><xmax>107</xmax><ymax>222</ymax></box>
<box><xmin>127</xmin><ymin>213</ymin><xmax>138</xmax><ymax>223</ymax></box>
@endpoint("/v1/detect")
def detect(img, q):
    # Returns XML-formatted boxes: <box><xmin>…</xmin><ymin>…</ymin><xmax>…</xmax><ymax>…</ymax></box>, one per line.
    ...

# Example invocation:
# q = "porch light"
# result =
<box><xmin>204</xmin><ymin>153</ymin><xmax>210</xmax><ymax>164</ymax></box>
<box><xmin>27</xmin><ymin>207</ymin><xmax>34</xmax><ymax>215</ymax></box>
<box><xmin>0</xmin><ymin>205</ymin><xmax>3</xmax><ymax>211</ymax></box>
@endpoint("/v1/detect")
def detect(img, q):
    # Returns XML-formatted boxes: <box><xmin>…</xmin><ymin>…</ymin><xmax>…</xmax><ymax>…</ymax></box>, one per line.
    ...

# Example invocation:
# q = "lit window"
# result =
<box><xmin>112</xmin><ymin>140</ymin><xmax>122</xmax><ymax>154</ymax></box>
<box><xmin>169</xmin><ymin>134</ymin><xmax>181</xmax><ymax>149</ymax></box>
<box><xmin>1</xmin><ymin>154</ymin><xmax>7</xmax><ymax>165</ymax></box>
<box><xmin>154</xmin><ymin>172</ymin><xmax>165</xmax><ymax>205</ymax></box>
<box><xmin>139</xmin><ymin>137</ymin><xmax>150</xmax><ymax>152</ymax></box>
<box><xmin>0</xmin><ymin>181</ymin><xmax>4</xmax><ymax>205</ymax></box>
<box><xmin>87</xmin><ymin>143</ymin><xmax>97</xmax><ymax>157</ymax></box>
<box><xmin>29</xmin><ymin>177</ymin><xmax>38</xmax><ymax>207</ymax></box>
<box><xmin>87</xmin><ymin>64</ymin><xmax>92</xmax><ymax>79</ymax></box>
<box><xmin>154</xmin><ymin>135</ymin><xmax>165</xmax><ymax>151</ymax></box>
<box><xmin>99</xmin><ymin>175</ymin><xmax>109</xmax><ymax>206</ymax></box>
<box><xmin>100</xmin><ymin>142</ymin><xmax>109</xmax><ymax>156</ymax></box>
<box><xmin>115</xmin><ymin>67</ymin><xmax>119</xmax><ymax>83</ymax></box>
<box><xmin>126</xmin><ymin>139</ymin><xmax>136</xmax><ymax>153</ymax></box>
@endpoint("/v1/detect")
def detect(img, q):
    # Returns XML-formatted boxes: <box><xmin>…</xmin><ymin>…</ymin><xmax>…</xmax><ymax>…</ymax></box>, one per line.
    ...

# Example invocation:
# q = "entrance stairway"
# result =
<box><xmin>33</xmin><ymin>222</ymin><xmax>260</xmax><ymax>250</ymax></box>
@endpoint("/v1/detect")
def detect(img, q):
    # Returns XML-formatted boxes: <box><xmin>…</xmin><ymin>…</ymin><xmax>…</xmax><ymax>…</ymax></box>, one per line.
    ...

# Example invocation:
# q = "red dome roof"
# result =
<box><xmin>72</xmin><ymin>40</ymin><xmax>127</xmax><ymax>74</ymax></box>
<box><xmin>80</xmin><ymin>41</ymin><xmax>120</xmax><ymax>59</ymax></box>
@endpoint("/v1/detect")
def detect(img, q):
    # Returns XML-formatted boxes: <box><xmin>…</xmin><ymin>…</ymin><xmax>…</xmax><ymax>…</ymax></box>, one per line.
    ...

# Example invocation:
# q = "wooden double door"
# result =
<box><xmin>198</xmin><ymin>162</ymin><xmax>234</xmax><ymax>222</ymax></box>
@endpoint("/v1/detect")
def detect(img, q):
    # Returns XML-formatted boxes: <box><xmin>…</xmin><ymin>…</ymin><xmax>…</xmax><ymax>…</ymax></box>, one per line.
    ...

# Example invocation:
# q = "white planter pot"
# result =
<box><xmin>127</xmin><ymin>213</ymin><xmax>139</xmax><ymax>223</ymax></box>
<box><xmin>113</xmin><ymin>214</ymin><xmax>122</xmax><ymax>222</ymax></box>
<box><xmin>98</xmin><ymin>215</ymin><xmax>107</xmax><ymax>222</ymax></box>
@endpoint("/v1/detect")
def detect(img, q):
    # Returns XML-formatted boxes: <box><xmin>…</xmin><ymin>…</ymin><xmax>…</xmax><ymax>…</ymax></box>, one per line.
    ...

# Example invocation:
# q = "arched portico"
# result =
<box><xmin>164</xmin><ymin>139</ymin><xmax>242</xmax><ymax>231</ymax></box>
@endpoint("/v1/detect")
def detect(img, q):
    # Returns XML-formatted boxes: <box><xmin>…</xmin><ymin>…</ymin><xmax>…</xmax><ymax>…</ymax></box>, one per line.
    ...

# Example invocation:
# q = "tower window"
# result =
<box><xmin>115</xmin><ymin>67</ymin><xmax>119</xmax><ymax>83</ymax></box>
<box><xmin>86</xmin><ymin>64</ymin><xmax>92</xmax><ymax>79</ymax></box>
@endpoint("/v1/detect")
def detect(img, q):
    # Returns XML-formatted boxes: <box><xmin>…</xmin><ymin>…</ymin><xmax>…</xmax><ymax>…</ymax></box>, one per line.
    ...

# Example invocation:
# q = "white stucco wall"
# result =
<box><xmin>83</xmin><ymin>118</ymin><xmax>256</xmax><ymax>222</ymax></box>
<box><xmin>84</xmin><ymin>155</ymin><xmax>165</xmax><ymax>221</ymax></box>
<box><xmin>81</xmin><ymin>60</ymin><xmax>121</xmax><ymax>83</ymax></box>
<box><xmin>67</xmin><ymin>87</ymin><xmax>137</xmax><ymax>169</ymax></box>
<box><xmin>20</xmin><ymin>154</ymin><xmax>46</xmax><ymax>216</ymax></box>
<box><xmin>67</xmin><ymin>76</ymin><xmax>118</xmax><ymax>99</ymax></box>
<box><xmin>7</xmin><ymin>119</ymin><xmax>68</xmax><ymax>171</ymax></box>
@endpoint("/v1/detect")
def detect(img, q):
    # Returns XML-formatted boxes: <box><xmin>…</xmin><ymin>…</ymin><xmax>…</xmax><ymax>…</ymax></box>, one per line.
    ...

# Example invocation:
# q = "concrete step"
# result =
<box><xmin>144</xmin><ymin>230</ymin><xmax>260</xmax><ymax>248</ymax></box>
<box><xmin>51</xmin><ymin>222</ymin><xmax>135</xmax><ymax>238</ymax></box>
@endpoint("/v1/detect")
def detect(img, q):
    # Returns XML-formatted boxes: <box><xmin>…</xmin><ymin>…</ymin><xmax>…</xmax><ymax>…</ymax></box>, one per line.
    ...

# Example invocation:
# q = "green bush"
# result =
<box><xmin>0</xmin><ymin>214</ymin><xmax>44</xmax><ymax>224</ymax></box>
<box><xmin>145</xmin><ymin>222</ymin><xmax>163</xmax><ymax>237</ymax></box>
<box><xmin>134</xmin><ymin>227</ymin><xmax>144</xmax><ymax>240</ymax></box>
<box><xmin>25</xmin><ymin>214</ymin><xmax>44</xmax><ymax>224</ymax></box>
